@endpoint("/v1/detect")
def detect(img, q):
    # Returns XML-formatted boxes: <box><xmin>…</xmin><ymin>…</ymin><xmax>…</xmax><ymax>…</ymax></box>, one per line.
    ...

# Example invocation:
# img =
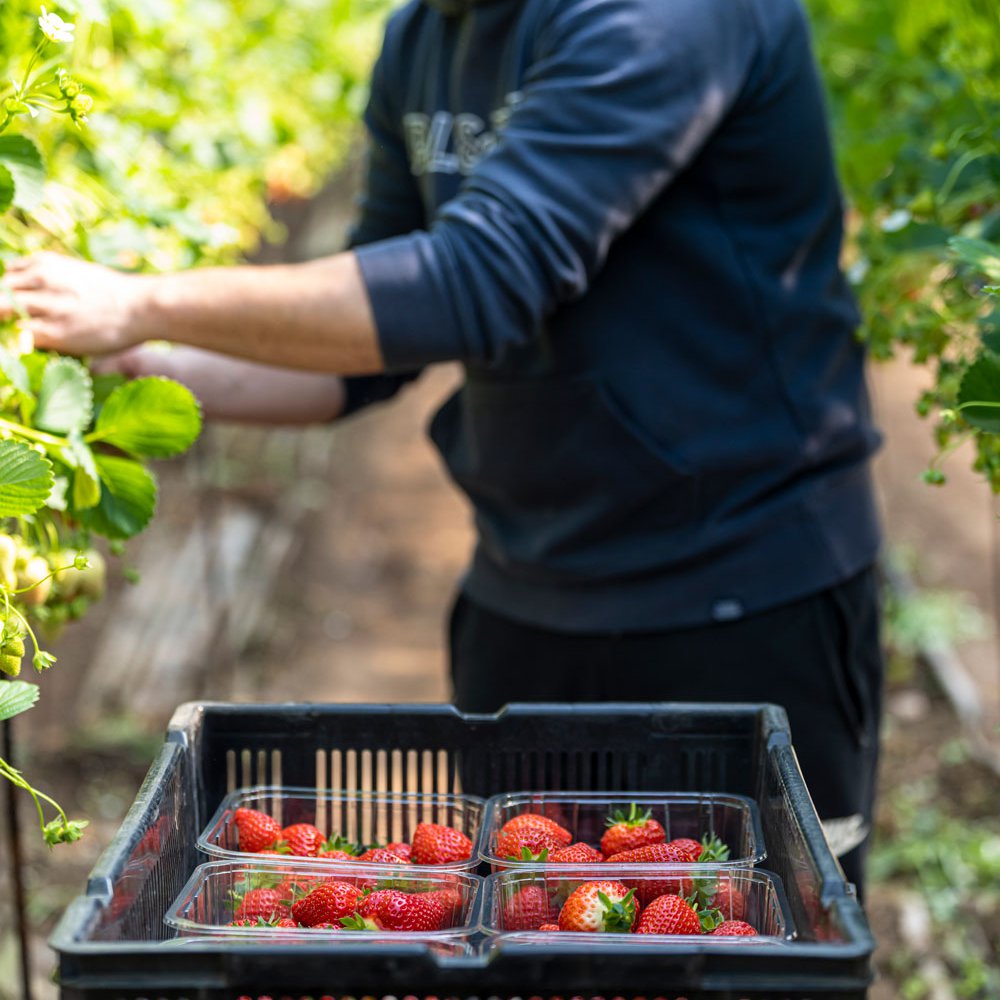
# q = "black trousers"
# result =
<box><xmin>449</xmin><ymin>566</ymin><xmax>884</xmax><ymax>896</ymax></box>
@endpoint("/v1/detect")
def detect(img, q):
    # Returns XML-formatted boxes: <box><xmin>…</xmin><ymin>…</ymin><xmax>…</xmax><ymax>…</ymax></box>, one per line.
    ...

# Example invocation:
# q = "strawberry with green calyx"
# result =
<box><xmin>557</xmin><ymin>880</ymin><xmax>638</xmax><ymax>933</ymax></box>
<box><xmin>497</xmin><ymin>835</ymin><xmax>552</xmax><ymax>863</ymax></box>
<box><xmin>347</xmin><ymin>888</ymin><xmax>448</xmax><ymax>931</ymax></box>
<box><xmin>231</xmin><ymin>807</ymin><xmax>281</xmax><ymax>853</ymax></box>
<box><xmin>502</xmin><ymin>884</ymin><xmax>560</xmax><ymax>930</ymax></box>
<box><xmin>600</xmin><ymin>803</ymin><xmax>665</xmax><ymax>858</ymax></box>
<box><xmin>710</xmin><ymin>919</ymin><xmax>757</xmax><ymax>936</ymax></box>
<box><xmin>276</xmin><ymin>822</ymin><xmax>325</xmax><ymax>857</ymax></box>
<box><xmin>322</xmin><ymin>832</ymin><xmax>364</xmax><ymax>855</ymax></box>
<box><xmin>697</xmin><ymin>833</ymin><xmax>731</xmax><ymax>863</ymax></box>
<box><xmin>410</xmin><ymin>821</ymin><xmax>473</xmax><ymax>864</ymax></box>
<box><xmin>634</xmin><ymin>893</ymin><xmax>702</xmax><ymax>935</ymax></box>
<box><xmin>291</xmin><ymin>880</ymin><xmax>363</xmax><ymax>927</ymax></box>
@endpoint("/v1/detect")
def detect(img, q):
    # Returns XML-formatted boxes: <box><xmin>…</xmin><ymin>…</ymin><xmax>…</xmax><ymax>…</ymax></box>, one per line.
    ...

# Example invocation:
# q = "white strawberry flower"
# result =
<box><xmin>38</xmin><ymin>6</ymin><xmax>75</xmax><ymax>44</ymax></box>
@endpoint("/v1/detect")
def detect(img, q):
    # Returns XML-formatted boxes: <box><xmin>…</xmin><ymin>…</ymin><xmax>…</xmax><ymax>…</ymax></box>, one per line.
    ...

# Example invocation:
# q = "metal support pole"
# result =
<box><xmin>2</xmin><ymin>714</ymin><xmax>34</xmax><ymax>1000</ymax></box>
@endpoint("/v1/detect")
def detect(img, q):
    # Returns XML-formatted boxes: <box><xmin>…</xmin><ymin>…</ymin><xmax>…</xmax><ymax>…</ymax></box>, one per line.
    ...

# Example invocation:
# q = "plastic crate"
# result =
<box><xmin>198</xmin><ymin>786</ymin><xmax>485</xmax><ymax>870</ymax></box>
<box><xmin>51</xmin><ymin>702</ymin><xmax>876</xmax><ymax>999</ymax></box>
<box><xmin>479</xmin><ymin>790</ymin><xmax>765</xmax><ymax>870</ymax></box>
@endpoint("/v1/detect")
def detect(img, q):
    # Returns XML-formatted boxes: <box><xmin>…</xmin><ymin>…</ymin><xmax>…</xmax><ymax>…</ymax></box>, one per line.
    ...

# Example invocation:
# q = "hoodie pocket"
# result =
<box><xmin>428</xmin><ymin>374</ymin><xmax>699</xmax><ymax>581</ymax></box>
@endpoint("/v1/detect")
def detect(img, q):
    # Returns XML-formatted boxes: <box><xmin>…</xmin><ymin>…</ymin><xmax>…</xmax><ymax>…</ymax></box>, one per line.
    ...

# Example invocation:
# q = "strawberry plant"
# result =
<box><xmin>804</xmin><ymin>0</ymin><xmax>1000</xmax><ymax>489</ymax></box>
<box><xmin>0</xmin><ymin>5</ymin><xmax>201</xmax><ymax>844</ymax></box>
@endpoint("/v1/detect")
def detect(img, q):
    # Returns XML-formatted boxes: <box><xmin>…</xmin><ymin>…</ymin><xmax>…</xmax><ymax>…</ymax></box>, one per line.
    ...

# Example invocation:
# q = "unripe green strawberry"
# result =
<box><xmin>0</xmin><ymin>652</ymin><xmax>22</xmax><ymax>677</ymax></box>
<box><xmin>18</xmin><ymin>556</ymin><xmax>52</xmax><ymax>606</ymax></box>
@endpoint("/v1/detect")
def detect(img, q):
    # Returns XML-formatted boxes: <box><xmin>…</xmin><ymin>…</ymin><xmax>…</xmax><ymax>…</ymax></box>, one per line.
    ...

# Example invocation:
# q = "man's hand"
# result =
<box><xmin>1</xmin><ymin>252</ymin><xmax>148</xmax><ymax>356</ymax></box>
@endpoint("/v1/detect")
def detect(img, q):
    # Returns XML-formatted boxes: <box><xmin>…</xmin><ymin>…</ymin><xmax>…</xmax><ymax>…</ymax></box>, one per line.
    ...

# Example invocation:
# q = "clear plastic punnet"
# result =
<box><xmin>164</xmin><ymin>859</ymin><xmax>483</xmax><ymax>941</ymax></box>
<box><xmin>482</xmin><ymin>865</ymin><xmax>793</xmax><ymax>941</ymax></box>
<box><xmin>198</xmin><ymin>785</ymin><xmax>486</xmax><ymax>871</ymax></box>
<box><xmin>479</xmin><ymin>791</ymin><xmax>766</xmax><ymax>871</ymax></box>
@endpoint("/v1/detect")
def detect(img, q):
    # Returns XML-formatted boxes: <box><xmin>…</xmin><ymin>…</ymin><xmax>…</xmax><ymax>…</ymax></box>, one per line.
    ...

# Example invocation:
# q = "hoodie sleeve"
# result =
<box><xmin>355</xmin><ymin>0</ymin><xmax>760</xmax><ymax>370</ymax></box>
<box><xmin>341</xmin><ymin>21</ymin><xmax>427</xmax><ymax>416</ymax></box>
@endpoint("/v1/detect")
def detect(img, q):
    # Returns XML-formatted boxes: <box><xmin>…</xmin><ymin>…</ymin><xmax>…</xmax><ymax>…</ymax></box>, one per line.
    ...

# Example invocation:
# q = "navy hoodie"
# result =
<box><xmin>344</xmin><ymin>0</ymin><xmax>882</xmax><ymax>631</ymax></box>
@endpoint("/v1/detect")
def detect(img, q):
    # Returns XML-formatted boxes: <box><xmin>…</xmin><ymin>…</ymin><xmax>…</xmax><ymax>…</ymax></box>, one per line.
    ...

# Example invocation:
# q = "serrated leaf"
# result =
<box><xmin>34</xmin><ymin>357</ymin><xmax>93</xmax><ymax>434</ymax></box>
<box><xmin>0</xmin><ymin>439</ymin><xmax>54</xmax><ymax>517</ymax></box>
<box><xmin>91</xmin><ymin>377</ymin><xmax>201</xmax><ymax>458</ymax></box>
<box><xmin>0</xmin><ymin>164</ymin><xmax>13</xmax><ymax>215</ymax></box>
<box><xmin>0</xmin><ymin>680</ymin><xmax>39</xmax><ymax>721</ymax></box>
<box><xmin>0</xmin><ymin>347</ymin><xmax>30</xmax><ymax>395</ymax></box>
<box><xmin>79</xmin><ymin>454</ymin><xmax>156</xmax><ymax>539</ymax></box>
<box><xmin>950</xmin><ymin>237</ymin><xmax>1000</xmax><ymax>283</ymax></box>
<box><xmin>957</xmin><ymin>355</ymin><xmax>1000</xmax><ymax>434</ymax></box>
<box><xmin>0</xmin><ymin>135</ymin><xmax>45</xmax><ymax>212</ymax></box>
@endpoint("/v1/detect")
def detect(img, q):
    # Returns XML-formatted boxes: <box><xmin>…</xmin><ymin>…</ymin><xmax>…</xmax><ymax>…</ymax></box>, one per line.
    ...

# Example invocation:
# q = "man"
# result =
<box><xmin>2</xmin><ymin>0</ymin><xmax>883</xmax><ymax>891</ymax></box>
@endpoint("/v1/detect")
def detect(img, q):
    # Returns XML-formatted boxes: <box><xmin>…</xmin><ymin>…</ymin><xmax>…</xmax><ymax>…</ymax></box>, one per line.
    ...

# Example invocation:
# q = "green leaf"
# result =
<box><xmin>0</xmin><ymin>347</ymin><xmax>30</xmax><ymax>396</ymax></box>
<box><xmin>79</xmin><ymin>454</ymin><xmax>156</xmax><ymax>539</ymax></box>
<box><xmin>0</xmin><ymin>439</ymin><xmax>54</xmax><ymax>517</ymax></box>
<box><xmin>92</xmin><ymin>377</ymin><xmax>201</xmax><ymax>458</ymax></box>
<box><xmin>34</xmin><ymin>357</ymin><xmax>94</xmax><ymax>435</ymax></box>
<box><xmin>957</xmin><ymin>355</ymin><xmax>1000</xmax><ymax>434</ymax></box>
<box><xmin>0</xmin><ymin>679</ymin><xmax>39</xmax><ymax>721</ymax></box>
<box><xmin>0</xmin><ymin>164</ymin><xmax>13</xmax><ymax>215</ymax></box>
<box><xmin>0</xmin><ymin>136</ymin><xmax>45</xmax><ymax>212</ymax></box>
<box><xmin>950</xmin><ymin>237</ymin><xmax>1000</xmax><ymax>283</ymax></box>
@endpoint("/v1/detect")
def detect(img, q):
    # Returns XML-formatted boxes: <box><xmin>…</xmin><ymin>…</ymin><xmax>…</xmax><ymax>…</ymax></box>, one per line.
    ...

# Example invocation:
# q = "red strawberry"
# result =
<box><xmin>548</xmin><ymin>842</ymin><xmax>604</xmax><ymax>864</ymax></box>
<box><xmin>386</xmin><ymin>841</ymin><xmax>413</xmax><ymax>862</ymax></box>
<box><xmin>634</xmin><ymin>894</ymin><xmax>702</xmax><ymax>935</ymax></box>
<box><xmin>356</xmin><ymin>847</ymin><xmax>411</xmax><ymax>864</ymax></box>
<box><xmin>317</xmin><ymin>848</ymin><xmax>358</xmax><ymax>861</ymax></box>
<box><xmin>233</xmin><ymin>887</ymin><xmax>289</xmax><ymax>923</ymax></box>
<box><xmin>538</xmin><ymin>923</ymin><xmax>561</xmax><ymax>932</ymax></box>
<box><xmin>274</xmin><ymin>917</ymin><xmax>300</xmax><ymax>928</ymax></box>
<box><xmin>710</xmin><ymin>919</ymin><xmax>757</xmax><ymax>936</ymax></box>
<box><xmin>348</xmin><ymin>889</ymin><xmax>447</xmax><ymax>931</ymax></box>
<box><xmin>410</xmin><ymin>822</ymin><xmax>473</xmax><ymax>865</ymax></box>
<box><xmin>667</xmin><ymin>838</ymin><xmax>703</xmax><ymax>863</ymax></box>
<box><xmin>501</xmin><ymin>884</ymin><xmax>559</xmax><ymax>930</ymax></box>
<box><xmin>291</xmin><ymin>881</ymin><xmax>362</xmax><ymax>927</ymax></box>
<box><xmin>499</xmin><ymin>813</ymin><xmax>572</xmax><ymax>846</ymax></box>
<box><xmin>557</xmin><ymin>880</ymin><xmax>638</xmax><ymax>933</ymax></box>
<box><xmin>707</xmin><ymin>877</ymin><xmax>746</xmax><ymax>921</ymax></box>
<box><xmin>232</xmin><ymin>807</ymin><xmax>281</xmax><ymax>853</ymax></box>
<box><xmin>423</xmin><ymin>886</ymin><xmax>464</xmax><ymax>924</ymax></box>
<box><xmin>601</xmin><ymin>842</ymin><xmax>692</xmax><ymax>902</ymax></box>
<box><xmin>496</xmin><ymin>829</ymin><xmax>555</xmax><ymax>862</ymax></box>
<box><xmin>277</xmin><ymin>823</ymin><xmax>325</xmax><ymax>857</ymax></box>
<box><xmin>600</xmin><ymin>804</ymin><xmax>665</xmax><ymax>858</ymax></box>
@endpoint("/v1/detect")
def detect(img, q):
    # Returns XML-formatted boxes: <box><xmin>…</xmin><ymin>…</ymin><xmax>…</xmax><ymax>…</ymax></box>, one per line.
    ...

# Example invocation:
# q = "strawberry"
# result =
<box><xmin>666</xmin><ymin>838</ymin><xmax>703</xmax><ymax>863</ymax></box>
<box><xmin>548</xmin><ymin>842</ymin><xmax>604</xmax><ymax>864</ymax></box>
<box><xmin>501</xmin><ymin>884</ymin><xmax>559</xmax><ymax>930</ymax></box>
<box><xmin>410</xmin><ymin>822</ymin><xmax>473</xmax><ymax>865</ymax></box>
<box><xmin>538</xmin><ymin>923</ymin><xmax>561</xmax><ymax>931</ymax></box>
<box><xmin>496</xmin><ymin>830</ymin><xmax>554</xmax><ymax>862</ymax></box>
<box><xmin>356</xmin><ymin>847</ymin><xmax>411</xmax><ymax>864</ymax></box>
<box><xmin>710</xmin><ymin>919</ymin><xmax>757</xmax><ymax>936</ymax></box>
<box><xmin>347</xmin><ymin>889</ymin><xmax>447</xmax><ymax>931</ymax></box>
<box><xmin>499</xmin><ymin>813</ymin><xmax>572</xmax><ymax>846</ymax></box>
<box><xmin>291</xmin><ymin>880</ymin><xmax>363</xmax><ymax>927</ymax></box>
<box><xmin>423</xmin><ymin>886</ymin><xmax>464</xmax><ymax>924</ymax></box>
<box><xmin>277</xmin><ymin>823</ymin><xmax>326</xmax><ymax>857</ymax></box>
<box><xmin>274</xmin><ymin>917</ymin><xmax>300</xmax><ymax>928</ymax></box>
<box><xmin>706</xmin><ymin>876</ymin><xmax>746</xmax><ymax>921</ymax></box>
<box><xmin>634</xmin><ymin>894</ymin><xmax>702</xmax><ymax>935</ymax></box>
<box><xmin>231</xmin><ymin>807</ymin><xmax>281</xmax><ymax>853</ymax></box>
<box><xmin>386</xmin><ymin>841</ymin><xmax>413</xmax><ymax>862</ymax></box>
<box><xmin>557</xmin><ymin>880</ymin><xmax>638</xmax><ymax>933</ymax></box>
<box><xmin>317</xmin><ymin>848</ymin><xmax>358</xmax><ymax>861</ymax></box>
<box><xmin>600</xmin><ymin>804</ymin><xmax>665</xmax><ymax>858</ymax></box>
<box><xmin>602</xmin><ymin>842</ymin><xmax>693</xmax><ymax>903</ymax></box>
<box><xmin>233</xmin><ymin>887</ymin><xmax>289</xmax><ymax>923</ymax></box>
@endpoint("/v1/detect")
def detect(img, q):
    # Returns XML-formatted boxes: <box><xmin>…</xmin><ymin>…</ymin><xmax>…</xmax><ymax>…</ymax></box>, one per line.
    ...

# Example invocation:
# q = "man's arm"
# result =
<box><xmin>96</xmin><ymin>344</ymin><xmax>347</xmax><ymax>423</ymax></box>
<box><xmin>2</xmin><ymin>250</ymin><xmax>382</xmax><ymax>375</ymax></box>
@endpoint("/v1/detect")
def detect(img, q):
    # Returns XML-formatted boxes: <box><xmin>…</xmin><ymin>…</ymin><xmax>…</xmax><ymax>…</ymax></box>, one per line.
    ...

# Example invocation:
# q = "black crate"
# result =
<box><xmin>50</xmin><ymin>702</ymin><xmax>875</xmax><ymax>999</ymax></box>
